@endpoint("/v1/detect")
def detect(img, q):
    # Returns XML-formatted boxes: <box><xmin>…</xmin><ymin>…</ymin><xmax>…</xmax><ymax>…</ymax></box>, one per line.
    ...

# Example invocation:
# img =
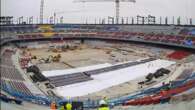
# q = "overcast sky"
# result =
<box><xmin>1</xmin><ymin>0</ymin><xmax>195</xmax><ymax>24</ymax></box>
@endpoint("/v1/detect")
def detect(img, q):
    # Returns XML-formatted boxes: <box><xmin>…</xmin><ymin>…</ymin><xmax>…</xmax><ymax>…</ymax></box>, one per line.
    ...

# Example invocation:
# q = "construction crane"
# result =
<box><xmin>40</xmin><ymin>0</ymin><xmax>44</xmax><ymax>24</ymax></box>
<box><xmin>74</xmin><ymin>0</ymin><xmax>136</xmax><ymax>24</ymax></box>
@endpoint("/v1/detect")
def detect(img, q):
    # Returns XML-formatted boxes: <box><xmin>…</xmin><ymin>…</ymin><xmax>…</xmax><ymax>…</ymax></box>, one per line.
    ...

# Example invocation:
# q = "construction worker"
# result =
<box><xmin>59</xmin><ymin>105</ymin><xmax>65</xmax><ymax>110</ymax></box>
<box><xmin>65</xmin><ymin>102</ymin><xmax>72</xmax><ymax>110</ymax></box>
<box><xmin>50</xmin><ymin>101</ymin><xmax>57</xmax><ymax>110</ymax></box>
<box><xmin>103</xmin><ymin>97</ymin><xmax>108</xmax><ymax>103</ymax></box>
<box><xmin>98</xmin><ymin>100</ymin><xmax>110</xmax><ymax>110</ymax></box>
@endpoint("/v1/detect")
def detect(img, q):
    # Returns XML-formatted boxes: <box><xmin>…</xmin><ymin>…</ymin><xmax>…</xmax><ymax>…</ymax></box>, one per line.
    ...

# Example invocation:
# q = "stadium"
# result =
<box><xmin>1</xmin><ymin>0</ymin><xmax>195</xmax><ymax>110</ymax></box>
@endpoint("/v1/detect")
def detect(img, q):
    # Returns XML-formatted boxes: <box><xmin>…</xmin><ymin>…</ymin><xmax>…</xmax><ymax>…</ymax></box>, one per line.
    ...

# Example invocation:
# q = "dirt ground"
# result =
<box><xmin>25</xmin><ymin>44</ymin><xmax>146</xmax><ymax>71</ymax></box>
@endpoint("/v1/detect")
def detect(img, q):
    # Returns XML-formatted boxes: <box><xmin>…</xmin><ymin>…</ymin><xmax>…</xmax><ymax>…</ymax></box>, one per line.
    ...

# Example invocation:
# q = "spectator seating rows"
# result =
<box><xmin>1</xmin><ymin>79</ymin><xmax>33</xmax><ymax>96</ymax></box>
<box><xmin>176</xmin><ymin>69</ymin><xmax>194</xmax><ymax>80</ymax></box>
<box><xmin>1</xmin><ymin>66</ymin><xmax>24</xmax><ymax>80</ymax></box>
<box><xmin>2</xmin><ymin>23</ymin><xmax>194</xmax><ymax>48</ymax></box>
<box><xmin>0</xmin><ymin>79</ymin><xmax>51</xmax><ymax>105</ymax></box>
<box><xmin>167</xmin><ymin>50</ymin><xmax>191</xmax><ymax>60</ymax></box>
<box><xmin>108</xmin><ymin>72</ymin><xmax>195</xmax><ymax>106</ymax></box>
<box><xmin>124</xmin><ymin>79</ymin><xmax>195</xmax><ymax>106</ymax></box>
<box><xmin>0</xmin><ymin>49</ymin><xmax>52</xmax><ymax>106</ymax></box>
<box><xmin>1</xmin><ymin>57</ymin><xmax>14</xmax><ymax>67</ymax></box>
<box><xmin>1</xmin><ymin>50</ymin><xmax>25</xmax><ymax>81</ymax></box>
<box><xmin>15</xmin><ymin>31</ymin><xmax>195</xmax><ymax>47</ymax></box>
<box><xmin>1</xmin><ymin>24</ymin><xmax>195</xmax><ymax>48</ymax></box>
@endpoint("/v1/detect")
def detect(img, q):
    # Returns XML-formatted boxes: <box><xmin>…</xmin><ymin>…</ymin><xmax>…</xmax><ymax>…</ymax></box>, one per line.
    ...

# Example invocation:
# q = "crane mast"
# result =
<box><xmin>40</xmin><ymin>0</ymin><xmax>44</xmax><ymax>24</ymax></box>
<box><xmin>116</xmin><ymin>0</ymin><xmax>120</xmax><ymax>24</ymax></box>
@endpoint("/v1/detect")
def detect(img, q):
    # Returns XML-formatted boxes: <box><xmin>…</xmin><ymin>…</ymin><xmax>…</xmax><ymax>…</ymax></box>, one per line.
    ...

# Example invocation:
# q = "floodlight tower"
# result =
<box><xmin>74</xmin><ymin>0</ymin><xmax>136</xmax><ymax>24</ymax></box>
<box><xmin>40</xmin><ymin>0</ymin><xmax>44</xmax><ymax>24</ymax></box>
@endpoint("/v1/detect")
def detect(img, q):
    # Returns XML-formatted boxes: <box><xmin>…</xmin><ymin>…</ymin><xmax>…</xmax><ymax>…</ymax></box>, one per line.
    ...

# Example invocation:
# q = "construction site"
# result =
<box><xmin>1</xmin><ymin>0</ymin><xmax>195</xmax><ymax>110</ymax></box>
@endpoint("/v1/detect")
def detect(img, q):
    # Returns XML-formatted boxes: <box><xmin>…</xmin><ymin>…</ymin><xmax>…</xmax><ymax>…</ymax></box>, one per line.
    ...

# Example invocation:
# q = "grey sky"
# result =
<box><xmin>1</xmin><ymin>0</ymin><xmax>195</xmax><ymax>24</ymax></box>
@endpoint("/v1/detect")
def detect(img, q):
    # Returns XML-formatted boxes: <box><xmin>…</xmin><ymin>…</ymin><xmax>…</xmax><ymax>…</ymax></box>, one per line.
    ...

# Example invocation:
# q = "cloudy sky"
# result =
<box><xmin>1</xmin><ymin>0</ymin><xmax>195</xmax><ymax>24</ymax></box>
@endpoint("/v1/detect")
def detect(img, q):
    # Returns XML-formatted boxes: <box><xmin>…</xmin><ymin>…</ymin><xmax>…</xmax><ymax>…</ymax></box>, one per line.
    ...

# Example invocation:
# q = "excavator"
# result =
<box><xmin>50</xmin><ymin>54</ymin><xmax>61</xmax><ymax>62</ymax></box>
<box><xmin>37</xmin><ymin>54</ymin><xmax>61</xmax><ymax>63</ymax></box>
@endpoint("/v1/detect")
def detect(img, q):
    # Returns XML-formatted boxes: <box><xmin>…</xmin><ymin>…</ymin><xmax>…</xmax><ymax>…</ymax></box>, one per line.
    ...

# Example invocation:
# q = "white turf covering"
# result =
<box><xmin>42</xmin><ymin>63</ymin><xmax>112</xmax><ymax>77</ymax></box>
<box><xmin>54</xmin><ymin>59</ymin><xmax>175</xmax><ymax>97</ymax></box>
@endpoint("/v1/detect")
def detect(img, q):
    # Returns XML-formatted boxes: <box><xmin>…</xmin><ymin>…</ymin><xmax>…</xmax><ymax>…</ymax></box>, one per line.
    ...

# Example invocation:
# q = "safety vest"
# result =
<box><xmin>66</xmin><ymin>103</ymin><xmax>72</xmax><ymax>110</ymax></box>
<box><xmin>98</xmin><ymin>107</ymin><xmax>110</xmax><ymax>110</ymax></box>
<box><xmin>59</xmin><ymin>105</ymin><xmax>65</xmax><ymax>110</ymax></box>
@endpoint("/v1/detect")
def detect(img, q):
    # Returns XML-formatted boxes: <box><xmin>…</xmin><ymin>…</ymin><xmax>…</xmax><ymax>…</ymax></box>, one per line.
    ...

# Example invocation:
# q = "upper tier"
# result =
<box><xmin>1</xmin><ymin>24</ymin><xmax>195</xmax><ymax>49</ymax></box>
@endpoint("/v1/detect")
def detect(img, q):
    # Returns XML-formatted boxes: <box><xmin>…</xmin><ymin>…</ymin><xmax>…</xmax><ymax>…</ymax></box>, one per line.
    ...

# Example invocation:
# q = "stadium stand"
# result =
<box><xmin>1</xmin><ymin>66</ymin><xmax>24</xmax><ymax>80</ymax></box>
<box><xmin>0</xmin><ymin>24</ymin><xmax>195</xmax><ymax>109</ymax></box>
<box><xmin>1</xmin><ymin>24</ymin><xmax>195</xmax><ymax>48</ymax></box>
<box><xmin>124</xmin><ymin>79</ymin><xmax>195</xmax><ymax>106</ymax></box>
<box><xmin>167</xmin><ymin>50</ymin><xmax>191</xmax><ymax>60</ymax></box>
<box><xmin>1</xmin><ymin>50</ymin><xmax>25</xmax><ymax>80</ymax></box>
<box><xmin>0</xmin><ymin>49</ymin><xmax>51</xmax><ymax>106</ymax></box>
<box><xmin>1</xmin><ymin>79</ymin><xmax>33</xmax><ymax>96</ymax></box>
<box><xmin>0</xmin><ymin>79</ymin><xmax>51</xmax><ymax>105</ymax></box>
<box><xmin>112</xmin><ymin>99</ymin><xmax>195</xmax><ymax>110</ymax></box>
<box><xmin>107</xmin><ymin>72</ymin><xmax>195</xmax><ymax>106</ymax></box>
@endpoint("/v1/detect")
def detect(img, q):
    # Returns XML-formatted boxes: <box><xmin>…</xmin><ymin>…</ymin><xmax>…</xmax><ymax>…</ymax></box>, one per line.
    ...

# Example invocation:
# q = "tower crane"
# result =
<box><xmin>74</xmin><ymin>0</ymin><xmax>136</xmax><ymax>24</ymax></box>
<box><xmin>40</xmin><ymin>0</ymin><xmax>44</xmax><ymax>24</ymax></box>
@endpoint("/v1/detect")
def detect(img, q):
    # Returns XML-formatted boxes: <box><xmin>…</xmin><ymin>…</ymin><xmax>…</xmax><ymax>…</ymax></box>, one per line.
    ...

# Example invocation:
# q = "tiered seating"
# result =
<box><xmin>7</xmin><ymin>80</ymin><xmax>33</xmax><ymax>96</ymax></box>
<box><xmin>176</xmin><ymin>69</ymin><xmax>194</xmax><ymax>80</ymax></box>
<box><xmin>1</xmin><ymin>50</ymin><xmax>11</xmax><ymax>64</ymax></box>
<box><xmin>0</xmin><ymin>79</ymin><xmax>51</xmax><ymax>105</ymax></box>
<box><xmin>8</xmin><ymin>24</ymin><xmax>194</xmax><ymax>49</ymax></box>
<box><xmin>0</xmin><ymin>50</ymin><xmax>44</xmax><ymax>103</ymax></box>
<box><xmin>1</xmin><ymin>50</ymin><xmax>24</xmax><ymax>81</ymax></box>
<box><xmin>124</xmin><ymin>79</ymin><xmax>195</xmax><ymax>106</ymax></box>
<box><xmin>1</xmin><ymin>57</ymin><xmax>14</xmax><ymax>67</ymax></box>
<box><xmin>1</xmin><ymin>79</ymin><xmax>33</xmax><ymax>96</ymax></box>
<box><xmin>108</xmin><ymin>72</ymin><xmax>195</xmax><ymax>106</ymax></box>
<box><xmin>167</xmin><ymin>50</ymin><xmax>191</xmax><ymax>60</ymax></box>
<box><xmin>1</xmin><ymin>66</ymin><xmax>24</xmax><ymax>80</ymax></box>
<box><xmin>1</xmin><ymin>24</ymin><xmax>195</xmax><ymax>48</ymax></box>
<box><xmin>2</xmin><ymin>49</ymin><xmax>15</xmax><ymax>59</ymax></box>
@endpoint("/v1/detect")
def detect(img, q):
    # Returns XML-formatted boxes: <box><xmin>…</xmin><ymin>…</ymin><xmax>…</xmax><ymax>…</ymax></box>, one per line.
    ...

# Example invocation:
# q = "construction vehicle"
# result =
<box><xmin>49</xmin><ymin>54</ymin><xmax>61</xmax><ymax>62</ymax></box>
<box><xmin>38</xmin><ymin>54</ymin><xmax>61</xmax><ymax>63</ymax></box>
